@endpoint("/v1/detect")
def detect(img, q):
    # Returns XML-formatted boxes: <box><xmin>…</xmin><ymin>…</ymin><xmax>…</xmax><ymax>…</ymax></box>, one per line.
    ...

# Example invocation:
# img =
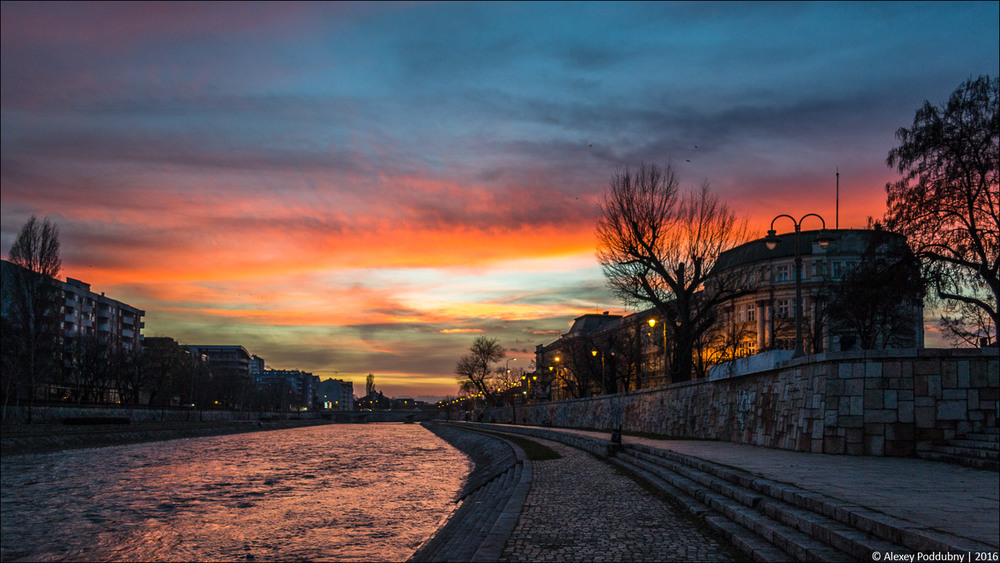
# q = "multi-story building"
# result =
<box><xmin>256</xmin><ymin>368</ymin><xmax>319</xmax><ymax>411</ymax></box>
<box><xmin>249</xmin><ymin>354</ymin><xmax>267</xmax><ymax>383</ymax></box>
<box><xmin>533</xmin><ymin>228</ymin><xmax>925</xmax><ymax>395</ymax></box>
<box><xmin>318</xmin><ymin>378</ymin><xmax>354</xmax><ymax>411</ymax></box>
<box><xmin>712</xmin><ymin>228</ymin><xmax>924</xmax><ymax>357</ymax></box>
<box><xmin>1</xmin><ymin>259</ymin><xmax>145</xmax><ymax>350</ymax></box>
<box><xmin>185</xmin><ymin>345</ymin><xmax>253</xmax><ymax>383</ymax></box>
<box><xmin>60</xmin><ymin>277</ymin><xmax>145</xmax><ymax>350</ymax></box>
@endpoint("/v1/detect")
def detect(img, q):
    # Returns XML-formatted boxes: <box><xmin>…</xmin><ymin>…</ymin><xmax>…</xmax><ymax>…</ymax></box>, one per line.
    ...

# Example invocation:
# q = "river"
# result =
<box><xmin>1</xmin><ymin>423</ymin><xmax>471</xmax><ymax>562</ymax></box>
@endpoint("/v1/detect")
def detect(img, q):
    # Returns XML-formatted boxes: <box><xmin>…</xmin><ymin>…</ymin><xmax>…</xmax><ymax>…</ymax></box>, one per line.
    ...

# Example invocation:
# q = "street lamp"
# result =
<box><xmin>591</xmin><ymin>348</ymin><xmax>606</xmax><ymax>395</ymax></box>
<box><xmin>765</xmin><ymin>213</ymin><xmax>832</xmax><ymax>358</ymax></box>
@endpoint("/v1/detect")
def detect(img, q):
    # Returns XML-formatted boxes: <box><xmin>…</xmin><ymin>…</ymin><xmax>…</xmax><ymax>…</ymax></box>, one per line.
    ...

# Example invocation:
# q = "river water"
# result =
<box><xmin>1</xmin><ymin>423</ymin><xmax>471</xmax><ymax>562</ymax></box>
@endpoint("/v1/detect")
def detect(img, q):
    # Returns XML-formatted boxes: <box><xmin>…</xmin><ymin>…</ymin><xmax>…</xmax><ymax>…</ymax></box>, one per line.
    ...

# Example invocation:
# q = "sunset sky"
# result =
<box><xmin>2</xmin><ymin>2</ymin><xmax>998</xmax><ymax>399</ymax></box>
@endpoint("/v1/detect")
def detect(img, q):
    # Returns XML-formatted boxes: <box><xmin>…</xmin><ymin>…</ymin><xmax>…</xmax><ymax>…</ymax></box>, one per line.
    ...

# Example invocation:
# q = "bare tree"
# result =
<box><xmin>597</xmin><ymin>163</ymin><xmax>754</xmax><ymax>382</ymax></box>
<box><xmin>554</xmin><ymin>335</ymin><xmax>602</xmax><ymax>398</ymax></box>
<box><xmin>455</xmin><ymin>336</ymin><xmax>505</xmax><ymax>403</ymax></box>
<box><xmin>885</xmin><ymin>75</ymin><xmax>999</xmax><ymax>345</ymax></box>
<box><xmin>2</xmin><ymin>216</ymin><xmax>62</xmax><ymax>421</ymax></box>
<box><xmin>827</xmin><ymin>226</ymin><xmax>925</xmax><ymax>349</ymax></box>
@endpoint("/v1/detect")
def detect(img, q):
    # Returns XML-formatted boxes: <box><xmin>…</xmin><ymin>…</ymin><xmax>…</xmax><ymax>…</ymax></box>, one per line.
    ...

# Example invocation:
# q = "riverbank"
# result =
<box><xmin>415</xmin><ymin>422</ymin><xmax>744</xmax><ymax>562</ymax></box>
<box><xmin>0</xmin><ymin>419</ymin><xmax>334</xmax><ymax>456</ymax></box>
<box><xmin>410</xmin><ymin>422</ymin><xmax>531</xmax><ymax>562</ymax></box>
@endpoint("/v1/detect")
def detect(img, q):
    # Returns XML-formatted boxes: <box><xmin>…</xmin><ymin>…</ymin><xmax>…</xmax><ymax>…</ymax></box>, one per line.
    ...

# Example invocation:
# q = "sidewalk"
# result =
<box><xmin>524</xmin><ymin>426</ymin><xmax>1000</xmax><ymax>550</ymax></box>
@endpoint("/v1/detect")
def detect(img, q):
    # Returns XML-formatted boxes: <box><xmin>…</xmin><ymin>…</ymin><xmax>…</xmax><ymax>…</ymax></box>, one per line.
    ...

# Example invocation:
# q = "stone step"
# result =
<box><xmin>916</xmin><ymin>450</ymin><xmax>1000</xmax><ymax>472</ymax></box>
<box><xmin>932</xmin><ymin>444</ymin><xmax>1000</xmax><ymax>459</ymax></box>
<box><xmin>618</xmin><ymin>450</ymin><xmax>853</xmax><ymax>561</ymax></box>
<box><xmin>962</xmin><ymin>431</ymin><xmax>1000</xmax><ymax>443</ymax></box>
<box><xmin>622</xmin><ymin>448</ymin><xmax>903</xmax><ymax>561</ymax></box>
<box><xmin>622</xmin><ymin>443</ymin><xmax>996</xmax><ymax>555</ymax></box>
<box><xmin>431</xmin><ymin>463</ymin><xmax>519</xmax><ymax>562</ymax></box>
<box><xmin>447</xmin><ymin>469</ymin><xmax>512</xmax><ymax>561</ymax></box>
<box><xmin>608</xmin><ymin>456</ymin><xmax>791</xmax><ymax>562</ymax></box>
<box><xmin>947</xmin><ymin>439</ymin><xmax>1000</xmax><ymax>451</ymax></box>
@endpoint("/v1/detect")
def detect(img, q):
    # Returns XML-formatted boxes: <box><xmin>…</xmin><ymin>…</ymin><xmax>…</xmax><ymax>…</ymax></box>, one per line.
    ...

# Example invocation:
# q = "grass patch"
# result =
<box><xmin>473</xmin><ymin>429</ymin><xmax>562</xmax><ymax>461</ymax></box>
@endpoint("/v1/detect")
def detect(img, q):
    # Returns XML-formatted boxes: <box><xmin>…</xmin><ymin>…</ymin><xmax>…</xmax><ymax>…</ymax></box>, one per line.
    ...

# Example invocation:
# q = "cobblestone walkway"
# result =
<box><xmin>499</xmin><ymin>438</ymin><xmax>745</xmax><ymax>562</ymax></box>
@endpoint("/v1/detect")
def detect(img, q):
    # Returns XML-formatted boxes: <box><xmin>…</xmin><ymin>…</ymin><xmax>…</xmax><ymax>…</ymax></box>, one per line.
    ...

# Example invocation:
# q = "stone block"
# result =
<box><xmin>941</xmin><ymin>361</ymin><xmax>957</xmax><ymax>388</ymax></box>
<box><xmin>967</xmin><ymin>389</ymin><xmax>978</xmax><ymax>410</ymax></box>
<box><xmin>884</xmin><ymin>390</ymin><xmax>898</xmax><ymax>409</ymax></box>
<box><xmin>837</xmin><ymin>363</ymin><xmax>853</xmax><ymax>379</ymax></box>
<box><xmin>885</xmin><ymin>440</ymin><xmax>914</xmax><ymax>457</ymax></box>
<box><xmin>898</xmin><ymin>389</ymin><xmax>913</xmax><ymax>402</ymax></box>
<box><xmin>915</xmin><ymin>406</ymin><xmax>936</xmax><ymax>428</ymax></box>
<box><xmin>846</xmin><ymin>443</ymin><xmax>865</xmax><ymax>456</ymax></box>
<box><xmin>826</xmin><ymin>379</ymin><xmax>844</xmax><ymax>396</ymax></box>
<box><xmin>844</xmin><ymin>378</ymin><xmax>864</xmax><ymax>395</ymax></box>
<box><xmin>914</xmin><ymin>375</ymin><xmax>928</xmax><ymax>396</ymax></box>
<box><xmin>845</xmin><ymin>427</ymin><xmax>864</xmax><ymax>444</ymax></box>
<box><xmin>942</xmin><ymin>389</ymin><xmax>966</xmax><ymax>401</ymax></box>
<box><xmin>864</xmin><ymin>389</ymin><xmax>883</xmax><ymax>409</ymax></box>
<box><xmin>824</xmin><ymin>436</ymin><xmax>845</xmax><ymax>454</ymax></box>
<box><xmin>914</xmin><ymin>359</ymin><xmax>940</xmax><ymax>376</ymax></box>
<box><xmin>898</xmin><ymin>401</ymin><xmax>914</xmax><ymax>423</ymax></box>
<box><xmin>839</xmin><ymin>415</ymin><xmax>863</xmax><ymax>428</ymax></box>
<box><xmin>866</xmin><ymin>376</ymin><xmax>889</xmax><ymax>390</ymax></box>
<box><xmin>866</xmin><ymin>361</ymin><xmax>881</xmax><ymax>379</ymax></box>
<box><xmin>957</xmin><ymin>361</ymin><xmax>970</xmax><ymax>388</ymax></box>
<box><xmin>849</xmin><ymin>396</ymin><xmax>864</xmax><ymax>415</ymax></box>
<box><xmin>865</xmin><ymin>422</ymin><xmax>886</xmax><ymax>435</ymax></box>
<box><xmin>824</xmin><ymin>410</ymin><xmax>838</xmax><ymax>426</ymax></box>
<box><xmin>885</xmin><ymin>423</ymin><xmax>914</xmax><ymax>442</ymax></box>
<box><xmin>927</xmin><ymin>375</ymin><xmax>941</xmax><ymax>397</ymax></box>
<box><xmin>811</xmin><ymin>439</ymin><xmax>823</xmax><ymax>453</ymax></box>
<box><xmin>936</xmin><ymin>400</ymin><xmax>967</xmax><ymax>420</ymax></box>
<box><xmin>914</xmin><ymin>396</ymin><xmax>935</xmax><ymax>407</ymax></box>
<box><xmin>866</xmin><ymin>434</ymin><xmax>885</xmax><ymax>456</ymax></box>
<box><xmin>884</xmin><ymin>361</ymin><xmax>902</xmax><ymax>379</ymax></box>
<box><xmin>970</xmin><ymin>362</ymin><xmax>990</xmax><ymax>387</ymax></box>
<box><xmin>865</xmin><ymin>409</ymin><xmax>897</xmax><ymax>423</ymax></box>
<box><xmin>838</xmin><ymin>397</ymin><xmax>851</xmax><ymax>415</ymax></box>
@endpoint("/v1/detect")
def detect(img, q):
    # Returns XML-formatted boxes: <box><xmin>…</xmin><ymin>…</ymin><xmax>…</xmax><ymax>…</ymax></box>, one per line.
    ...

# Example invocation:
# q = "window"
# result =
<box><xmin>777</xmin><ymin>299</ymin><xmax>790</xmax><ymax>318</ymax></box>
<box><xmin>747</xmin><ymin>305</ymin><xmax>756</xmax><ymax>322</ymax></box>
<box><xmin>832</xmin><ymin>261</ymin><xmax>842</xmax><ymax>279</ymax></box>
<box><xmin>776</xmin><ymin>265</ymin><xmax>790</xmax><ymax>282</ymax></box>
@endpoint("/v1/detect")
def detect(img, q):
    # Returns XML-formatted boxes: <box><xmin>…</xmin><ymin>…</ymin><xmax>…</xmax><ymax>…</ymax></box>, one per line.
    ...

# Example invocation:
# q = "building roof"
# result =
<box><xmin>715</xmin><ymin>228</ymin><xmax>907</xmax><ymax>271</ymax></box>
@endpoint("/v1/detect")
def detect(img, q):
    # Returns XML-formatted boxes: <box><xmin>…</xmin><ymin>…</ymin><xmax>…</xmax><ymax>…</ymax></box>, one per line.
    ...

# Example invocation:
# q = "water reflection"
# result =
<box><xmin>1</xmin><ymin>423</ymin><xmax>470</xmax><ymax>562</ymax></box>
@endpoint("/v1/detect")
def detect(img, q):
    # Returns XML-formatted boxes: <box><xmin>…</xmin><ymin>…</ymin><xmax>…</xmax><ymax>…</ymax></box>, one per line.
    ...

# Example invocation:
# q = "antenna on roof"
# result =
<box><xmin>835</xmin><ymin>167</ymin><xmax>840</xmax><ymax>230</ymax></box>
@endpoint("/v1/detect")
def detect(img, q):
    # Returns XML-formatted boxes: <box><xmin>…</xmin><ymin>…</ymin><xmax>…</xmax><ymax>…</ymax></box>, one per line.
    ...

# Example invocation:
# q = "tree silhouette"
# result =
<box><xmin>455</xmin><ymin>336</ymin><xmax>505</xmax><ymax>403</ymax></box>
<box><xmin>2</xmin><ymin>216</ymin><xmax>62</xmax><ymax>421</ymax></box>
<box><xmin>885</xmin><ymin>75</ymin><xmax>999</xmax><ymax>345</ymax></box>
<box><xmin>827</xmin><ymin>225</ymin><xmax>925</xmax><ymax>349</ymax></box>
<box><xmin>597</xmin><ymin>163</ymin><xmax>754</xmax><ymax>382</ymax></box>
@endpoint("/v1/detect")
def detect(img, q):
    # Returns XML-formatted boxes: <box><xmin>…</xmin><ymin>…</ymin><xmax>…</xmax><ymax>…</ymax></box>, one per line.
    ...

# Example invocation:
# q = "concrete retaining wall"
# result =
<box><xmin>483</xmin><ymin>348</ymin><xmax>999</xmax><ymax>457</ymax></box>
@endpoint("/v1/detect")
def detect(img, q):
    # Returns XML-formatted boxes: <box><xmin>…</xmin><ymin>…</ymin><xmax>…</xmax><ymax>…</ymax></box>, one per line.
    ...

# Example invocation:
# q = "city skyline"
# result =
<box><xmin>2</xmin><ymin>2</ymin><xmax>998</xmax><ymax>398</ymax></box>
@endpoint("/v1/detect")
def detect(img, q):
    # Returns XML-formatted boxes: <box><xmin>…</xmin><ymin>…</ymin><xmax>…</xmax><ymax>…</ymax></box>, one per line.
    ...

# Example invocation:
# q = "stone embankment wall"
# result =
<box><xmin>483</xmin><ymin>348</ymin><xmax>998</xmax><ymax>457</ymax></box>
<box><xmin>2</xmin><ymin>404</ymin><xmax>292</xmax><ymax>424</ymax></box>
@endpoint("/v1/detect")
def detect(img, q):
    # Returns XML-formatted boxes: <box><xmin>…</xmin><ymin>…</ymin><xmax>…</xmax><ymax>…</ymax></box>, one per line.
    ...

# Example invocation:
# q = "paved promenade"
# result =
<box><xmin>498</xmin><ymin>436</ymin><xmax>745</xmax><ymax>562</ymax></box>
<box><xmin>517</xmin><ymin>425</ymin><xmax>1000</xmax><ymax>550</ymax></box>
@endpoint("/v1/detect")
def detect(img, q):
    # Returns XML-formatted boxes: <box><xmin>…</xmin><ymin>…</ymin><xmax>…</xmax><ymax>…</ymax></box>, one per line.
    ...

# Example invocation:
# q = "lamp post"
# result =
<box><xmin>764</xmin><ymin>214</ymin><xmax>831</xmax><ymax>359</ymax></box>
<box><xmin>591</xmin><ymin>348</ymin><xmax>606</xmax><ymax>395</ymax></box>
<box><xmin>647</xmin><ymin>318</ymin><xmax>668</xmax><ymax>386</ymax></box>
